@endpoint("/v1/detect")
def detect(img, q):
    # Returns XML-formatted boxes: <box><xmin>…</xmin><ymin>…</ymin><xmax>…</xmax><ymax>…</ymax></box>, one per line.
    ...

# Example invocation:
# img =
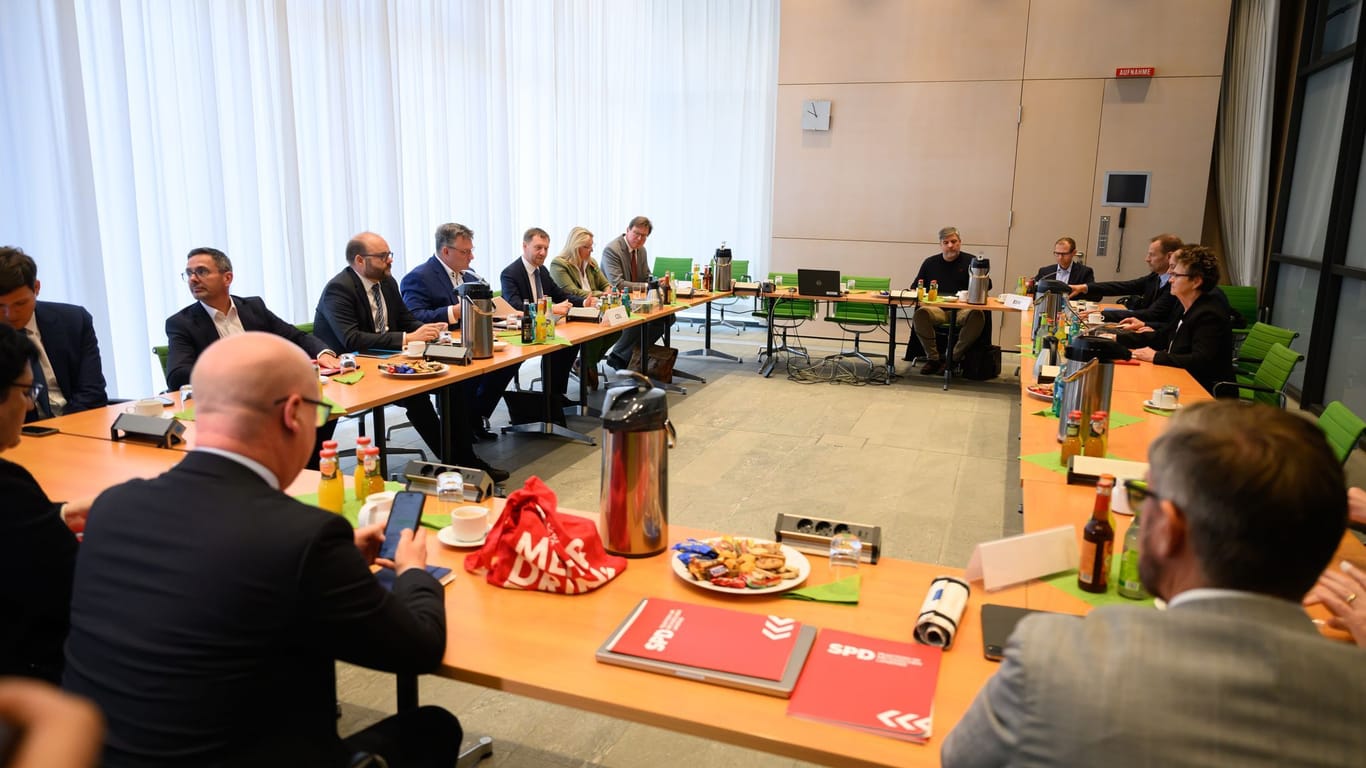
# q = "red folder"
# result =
<box><xmin>606</xmin><ymin>598</ymin><xmax>805</xmax><ymax>681</ymax></box>
<box><xmin>787</xmin><ymin>629</ymin><xmax>942</xmax><ymax>742</ymax></box>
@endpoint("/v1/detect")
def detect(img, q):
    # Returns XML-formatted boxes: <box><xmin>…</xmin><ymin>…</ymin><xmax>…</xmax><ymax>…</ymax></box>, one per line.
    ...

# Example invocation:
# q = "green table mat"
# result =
<box><xmin>1028</xmin><ymin>410</ymin><xmax>1144</xmax><ymax>429</ymax></box>
<box><xmin>1020</xmin><ymin>450</ymin><xmax>1128</xmax><ymax>476</ymax></box>
<box><xmin>293</xmin><ymin>480</ymin><xmax>406</xmax><ymax>527</ymax></box>
<box><xmin>332</xmin><ymin>370</ymin><xmax>365</xmax><ymax>385</ymax></box>
<box><xmin>1039</xmin><ymin>556</ymin><xmax>1155</xmax><ymax>609</ymax></box>
<box><xmin>174</xmin><ymin>395</ymin><xmax>343</xmax><ymax>422</ymax></box>
<box><xmin>496</xmin><ymin>332</ymin><xmax>572</xmax><ymax>347</ymax></box>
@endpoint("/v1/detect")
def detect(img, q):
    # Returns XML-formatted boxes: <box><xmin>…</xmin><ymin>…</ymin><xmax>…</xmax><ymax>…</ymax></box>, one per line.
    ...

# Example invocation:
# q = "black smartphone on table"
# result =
<box><xmin>377</xmin><ymin>491</ymin><xmax>425</xmax><ymax>562</ymax></box>
<box><xmin>21</xmin><ymin>425</ymin><xmax>58</xmax><ymax>437</ymax></box>
<box><xmin>981</xmin><ymin>604</ymin><xmax>1054</xmax><ymax>661</ymax></box>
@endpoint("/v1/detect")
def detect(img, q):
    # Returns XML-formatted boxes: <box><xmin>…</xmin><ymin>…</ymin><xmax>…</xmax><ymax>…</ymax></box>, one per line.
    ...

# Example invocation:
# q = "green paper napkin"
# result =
<box><xmin>1143</xmin><ymin>405</ymin><xmax>1174</xmax><ymax>417</ymax></box>
<box><xmin>173</xmin><ymin>406</ymin><xmax>195</xmax><ymax>421</ymax></box>
<box><xmin>321</xmin><ymin>395</ymin><xmax>345</xmax><ymax>416</ymax></box>
<box><xmin>293</xmin><ymin>480</ymin><xmax>406</xmax><ymax>527</ymax></box>
<box><xmin>1029</xmin><ymin>410</ymin><xmax>1144</xmax><ymax>429</ymax></box>
<box><xmin>783</xmin><ymin>574</ymin><xmax>861</xmax><ymax>604</ymax></box>
<box><xmin>332</xmin><ymin>370</ymin><xmax>365</xmax><ymax>385</ymax></box>
<box><xmin>499</xmin><ymin>333</ymin><xmax>572</xmax><ymax>347</ymax></box>
<box><xmin>1039</xmin><ymin>556</ymin><xmax>1155</xmax><ymax>609</ymax></box>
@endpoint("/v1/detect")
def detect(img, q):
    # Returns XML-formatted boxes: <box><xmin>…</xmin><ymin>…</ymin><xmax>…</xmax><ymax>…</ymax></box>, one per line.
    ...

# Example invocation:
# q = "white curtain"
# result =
<box><xmin>1216</xmin><ymin>0</ymin><xmax>1278</xmax><ymax>287</ymax></box>
<box><xmin>0</xmin><ymin>0</ymin><xmax>779</xmax><ymax>398</ymax></box>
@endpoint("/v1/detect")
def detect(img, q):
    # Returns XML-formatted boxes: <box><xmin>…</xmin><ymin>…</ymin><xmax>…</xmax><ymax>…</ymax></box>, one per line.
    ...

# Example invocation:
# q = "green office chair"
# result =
<box><xmin>1318</xmin><ymin>401</ymin><xmax>1366</xmax><ymax>465</ymax></box>
<box><xmin>1221</xmin><ymin>285</ymin><xmax>1257</xmax><ymax>334</ymax></box>
<box><xmin>295</xmin><ymin>321</ymin><xmax>314</xmax><ymax>334</ymax></box>
<box><xmin>1212</xmin><ymin>342</ymin><xmax>1303</xmax><ymax>408</ymax></box>
<box><xmin>153</xmin><ymin>345</ymin><xmax>170</xmax><ymax>379</ymax></box>
<box><xmin>695</xmin><ymin>259</ymin><xmax>751</xmax><ymax>335</ymax></box>
<box><xmin>652</xmin><ymin>257</ymin><xmax>693</xmax><ymax>280</ymax></box>
<box><xmin>823</xmin><ymin>276</ymin><xmax>891</xmax><ymax>368</ymax></box>
<box><xmin>753</xmin><ymin>272</ymin><xmax>814</xmax><ymax>372</ymax></box>
<box><xmin>1233</xmin><ymin>322</ymin><xmax>1299</xmax><ymax>379</ymax></box>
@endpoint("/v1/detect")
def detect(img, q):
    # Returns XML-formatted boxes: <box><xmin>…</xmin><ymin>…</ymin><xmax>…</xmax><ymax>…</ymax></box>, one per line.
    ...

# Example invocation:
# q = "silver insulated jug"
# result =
<box><xmin>1056</xmin><ymin>336</ymin><xmax>1131</xmax><ymax>442</ymax></box>
<box><xmin>600</xmin><ymin>372</ymin><xmax>676</xmax><ymax>557</ymax></box>
<box><xmin>967</xmin><ymin>255</ymin><xmax>991</xmax><ymax>305</ymax></box>
<box><xmin>712</xmin><ymin>244</ymin><xmax>733</xmax><ymax>292</ymax></box>
<box><xmin>458</xmin><ymin>282</ymin><xmax>495</xmax><ymax>359</ymax></box>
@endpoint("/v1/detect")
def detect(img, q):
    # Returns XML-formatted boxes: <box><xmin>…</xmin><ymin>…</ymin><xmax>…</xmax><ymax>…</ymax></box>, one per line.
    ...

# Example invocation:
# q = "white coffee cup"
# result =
<box><xmin>451</xmin><ymin>505</ymin><xmax>489</xmax><ymax>543</ymax></box>
<box><xmin>126</xmin><ymin>398</ymin><xmax>164</xmax><ymax>417</ymax></box>
<box><xmin>1087</xmin><ymin>312</ymin><xmax>1105</xmax><ymax>324</ymax></box>
<box><xmin>956</xmin><ymin>290</ymin><xmax>968</xmax><ymax>301</ymax></box>
<box><xmin>405</xmin><ymin>340</ymin><xmax>426</xmax><ymax>357</ymax></box>
<box><xmin>1152</xmin><ymin>388</ymin><xmax>1177</xmax><ymax>408</ymax></box>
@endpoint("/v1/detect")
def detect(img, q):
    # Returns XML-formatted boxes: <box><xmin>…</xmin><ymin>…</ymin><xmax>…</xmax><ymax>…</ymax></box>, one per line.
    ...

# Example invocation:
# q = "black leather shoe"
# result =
<box><xmin>920</xmin><ymin>359</ymin><xmax>945</xmax><ymax>376</ymax></box>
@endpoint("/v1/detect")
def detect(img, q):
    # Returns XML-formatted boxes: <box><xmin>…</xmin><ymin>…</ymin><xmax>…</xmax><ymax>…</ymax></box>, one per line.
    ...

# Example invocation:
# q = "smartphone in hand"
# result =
<box><xmin>378</xmin><ymin>491</ymin><xmax>425</xmax><ymax>562</ymax></box>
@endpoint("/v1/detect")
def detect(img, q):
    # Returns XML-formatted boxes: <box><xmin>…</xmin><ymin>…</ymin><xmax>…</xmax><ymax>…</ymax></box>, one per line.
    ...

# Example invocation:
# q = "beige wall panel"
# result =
<box><xmin>1083</xmin><ymin>76</ymin><xmax>1222</xmax><ymax>281</ymax></box>
<box><xmin>1006</xmin><ymin>79</ymin><xmax>1106</xmax><ymax>286</ymax></box>
<box><xmin>779</xmin><ymin>0</ymin><xmax>1030</xmax><ymax>84</ymax></box>
<box><xmin>772</xmin><ymin>80</ymin><xmax>1021</xmax><ymax>246</ymax></box>
<box><xmin>1024</xmin><ymin>0</ymin><xmax>1231</xmax><ymax>79</ymax></box>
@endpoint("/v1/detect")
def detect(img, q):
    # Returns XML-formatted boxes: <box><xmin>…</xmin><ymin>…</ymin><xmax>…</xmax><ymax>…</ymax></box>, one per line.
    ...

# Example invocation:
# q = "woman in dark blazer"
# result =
<box><xmin>1126</xmin><ymin>245</ymin><xmax>1235</xmax><ymax>393</ymax></box>
<box><xmin>0</xmin><ymin>324</ymin><xmax>90</xmax><ymax>682</ymax></box>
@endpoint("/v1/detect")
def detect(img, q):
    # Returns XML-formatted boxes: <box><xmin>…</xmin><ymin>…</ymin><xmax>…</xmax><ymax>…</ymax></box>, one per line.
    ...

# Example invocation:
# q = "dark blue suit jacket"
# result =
<box><xmin>163</xmin><ymin>296</ymin><xmax>331</xmax><ymax>390</ymax></box>
<box><xmin>399</xmin><ymin>255</ymin><xmax>485</xmax><ymax>327</ymax></box>
<box><xmin>29</xmin><ymin>301</ymin><xmax>107</xmax><ymax>421</ymax></box>
<box><xmin>313</xmin><ymin>268</ymin><xmax>421</xmax><ymax>353</ymax></box>
<box><xmin>498</xmin><ymin>259</ymin><xmax>584</xmax><ymax>311</ymax></box>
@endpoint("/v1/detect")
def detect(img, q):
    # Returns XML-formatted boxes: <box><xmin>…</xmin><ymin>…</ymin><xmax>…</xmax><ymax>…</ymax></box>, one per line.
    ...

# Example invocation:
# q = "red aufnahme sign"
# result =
<box><xmin>1116</xmin><ymin>67</ymin><xmax>1156</xmax><ymax>78</ymax></box>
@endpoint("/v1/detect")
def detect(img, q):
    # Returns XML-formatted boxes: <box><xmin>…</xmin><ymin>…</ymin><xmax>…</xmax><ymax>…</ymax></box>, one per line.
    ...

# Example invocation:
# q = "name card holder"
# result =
<box><xmin>603</xmin><ymin>306</ymin><xmax>630</xmax><ymax>327</ymax></box>
<box><xmin>110</xmin><ymin>413</ymin><xmax>186</xmax><ymax>449</ymax></box>
<box><xmin>965</xmin><ymin>525</ymin><xmax>1077</xmax><ymax>591</ymax></box>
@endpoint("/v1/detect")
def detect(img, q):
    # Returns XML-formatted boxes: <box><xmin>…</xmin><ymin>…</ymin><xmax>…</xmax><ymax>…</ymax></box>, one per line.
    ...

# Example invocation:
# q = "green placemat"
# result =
<box><xmin>293</xmin><ymin>480</ymin><xmax>406</xmax><ymax>527</ymax></box>
<box><xmin>332</xmin><ymin>370</ymin><xmax>365</xmax><ymax>385</ymax></box>
<box><xmin>1143</xmin><ymin>405</ymin><xmax>1175</xmax><ymax>417</ymax></box>
<box><xmin>173</xmin><ymin>406</ymin><xmax>194</xmax><ymax>421</ymax></box>
<box><xmin>1029</xmin><ymin>410</ymin><xmax>1144</xmax><ymax>429</ymax></box>
<box><xmin>321</xmin><ymin>395</ymin><xmax>345</xmax><ymax>416</ymax></box>
<box><xmin>784</xmin><ymin>574</ymin><xmax>861</xmax><ymax>604</ymax></box>
<box><xmin>498</xmin><ymin>333</ymin><xmax>572</xmax><ymax>347</ymax></box>
<box><xmin>1020</xmin><ymin>450</ymin><xmax>1124</xmax><ymax>476</ymax></box>
<box><xmin>1039</xmin><ymin>556</ymin><xmax>1155</xmax><ymax>608</ymax></box>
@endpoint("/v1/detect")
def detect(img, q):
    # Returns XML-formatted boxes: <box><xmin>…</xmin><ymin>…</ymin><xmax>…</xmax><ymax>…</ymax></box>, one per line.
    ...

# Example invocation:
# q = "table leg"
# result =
<box><xmin>760</xmin><ymin>296</ymin><xmax>777</xmax><ymax>378</ymax></box>
<box><xmin>372</xmin><ymin>407</ymin><xmax>388</xmax><ymax>478</ymax></box>
<box><xmin>883</xmin><ymin>297</ymin><xmax>898</xmax><ymax>384</ymax></box>
<box><xmin>666</xmin><ymin>312</ymin><xmax>706</xmax><ymax>384</ymax></box>
<box><xmin>685</xmin><ymin>297</ymin><xmax>742</xmax><ymax>363</ymax></box>
<box><xmin>500</xmin><ymin>351</ymin><xmax>598</xmax><ymax>445</ymax></box>
<box><xmin>438</xmin><ymin>385</ymin><xmax>455</xmax><ymax>464</ymax></box>
<box><xmin>942</xmin><ymin>308</ymin><xmax>959</xmax><ymax>391</ymax></box>
<box><xmin>397</xmin><ymin>672</ymin><xmax>417</xmax><ymax>713</ymax></box>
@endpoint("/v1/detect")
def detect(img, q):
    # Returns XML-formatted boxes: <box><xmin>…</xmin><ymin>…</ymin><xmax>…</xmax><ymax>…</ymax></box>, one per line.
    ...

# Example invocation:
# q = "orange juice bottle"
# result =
<box><xmin>317</xmin><ymin>449</ymin><xmax>344</xmax><ymax>513</ymax></box>
<box><xmin>1060</xmin><ymin>410</ymin><xmax>1083</xmax><ymax>468</ymax></box>
<box><xmin>353</xmin><ymin>436</ymin><xmax>372</xmax><ymax>501</ymax></box>
<box><xmin>363</xmin><ymin>446</ymin><xmax>385</xmax><ymax>496</ymax></box>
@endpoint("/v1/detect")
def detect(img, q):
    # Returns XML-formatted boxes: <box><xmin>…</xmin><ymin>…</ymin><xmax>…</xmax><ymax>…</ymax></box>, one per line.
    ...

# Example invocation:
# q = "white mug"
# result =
<box><xmin>1152</xmin><ymin>388</ymin><xmax>1177</xmax><ymax>408</ymax></box>
<box><xmin>405</xmin><ymin>340</ymin><xmax>426</xmax><ymax>357</ymax></box>
<box><xmin>126</xmin><ymin>398</ymin><xmax>164</xmax><ymax>417</ymax></box>
<box><xmin>956</xmin><ymin>290</ymin><xmax>969</xmax><ymax>301</ymax></box>
<box><xmin>451</xmin><ymin>505</ymin><xmax>489</xmax><ymax>543</ymax></box>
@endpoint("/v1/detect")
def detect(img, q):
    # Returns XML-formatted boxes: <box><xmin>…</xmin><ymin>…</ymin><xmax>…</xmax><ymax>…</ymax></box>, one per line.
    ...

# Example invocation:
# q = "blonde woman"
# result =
<box><xmin>549</xmin><ymin>227</ymin><xmax>620</xmax><ymax>390</ymax></box>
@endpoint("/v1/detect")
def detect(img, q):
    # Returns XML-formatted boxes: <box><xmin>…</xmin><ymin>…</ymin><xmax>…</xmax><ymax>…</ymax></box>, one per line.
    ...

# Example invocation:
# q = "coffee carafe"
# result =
<box><xmin>712</xmin><ymin>243</ymin><xmax>733</xmax><ymax>292</ymax></box>
<box><xmin>1056</xmin><ymin>336</ymin><xmax>1131</xmax><ymax>442</ymax></box>
<box><xmin>966</xmin><ymin>255</ymin><xmax>990</xmax><ymax>305</ymax></box>
<box><xmin>599</xmin><ymin>372</ymin><xmax>676</xmax><ymax>557</ymax></box>
<box><xmin>458</xmin><ymin>282</ymin><xmax>495</xmax><ymax>359</ymax></box>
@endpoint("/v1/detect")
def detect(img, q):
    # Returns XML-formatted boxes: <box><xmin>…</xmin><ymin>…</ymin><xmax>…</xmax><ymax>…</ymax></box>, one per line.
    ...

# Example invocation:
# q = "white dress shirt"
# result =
<box><xmin>198</xmin><ymin>298</ymin><xmax>246</xmax><ymax>339</ymax></box>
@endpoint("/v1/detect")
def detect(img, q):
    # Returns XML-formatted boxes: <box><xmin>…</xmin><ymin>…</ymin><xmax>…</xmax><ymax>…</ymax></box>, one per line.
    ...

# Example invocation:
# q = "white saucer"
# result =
<box><xmin>438</xmin><ymin>525</ymin><xmax>489</xmax><ymax>548</ymax></box>
<box><xmin>1143</xmin><ymin>399</ymin><xmax>1183</xmax><ymax>411</ymax></box>
<box><xmin>493</xmin><ymin>340</ymin><xmax>508</xmax><ymax>351</ymax></box>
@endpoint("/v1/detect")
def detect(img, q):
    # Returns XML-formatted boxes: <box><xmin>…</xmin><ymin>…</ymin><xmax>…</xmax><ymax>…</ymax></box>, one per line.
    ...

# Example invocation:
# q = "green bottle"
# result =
<box><xmin>1117</xmin><ymin>507</ymin><xmax>1147</xmax><ymax>600</ymax></box>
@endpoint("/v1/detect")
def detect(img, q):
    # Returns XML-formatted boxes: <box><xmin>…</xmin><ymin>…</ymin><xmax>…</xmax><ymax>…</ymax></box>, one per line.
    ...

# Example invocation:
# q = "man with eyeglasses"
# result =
<box><xmin>0</xmin><ymin>246</ymin><xmax>107</xmax><ymax>421</ymax></box>
<box><xmin>315</xmin><ymin>232</ymin><xmax>508</xmax><ymax>481</ymax></box>
<box><xmin>943</xmin><ymin>401</ymin><xmax>1365</xmax><ymax>767</ymax></box>
<box><xmin>64</xmin><ymin>332</ymin><xmax>462</xmax><ymax>766</ymax></box>
<box><xmin>401</xmin><ymin>223</ymin><xmax>518</xmax><ymax>441</ymax></box>
<box><xmin>1033</xmin><ymin>237</ymin><xmax>1096</xmax><ymax>300</ymax></box>
<box><xmin>1069</xmin><ymin>233</ymin><xmax>1182</xmax><ymax>320</ymax></box>
<box><xmin>600</xmin><ymin>215</ymin><xmax>667</xmax><ymax>371</ymax></box>
<box><xmin>164</xmin><ymin>247</ymin><xmax>340</xmax><ymax>391</ymax></box>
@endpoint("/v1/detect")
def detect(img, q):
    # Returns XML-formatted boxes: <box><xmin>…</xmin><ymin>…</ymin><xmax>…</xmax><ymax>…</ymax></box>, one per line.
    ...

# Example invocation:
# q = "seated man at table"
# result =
<box><xmin>1033</xmin><ymin>237</ymin><xmax>1096</xmax><ymax>299</ymax></box>
<box><xmin>599</xmin><ymin>215</ymin><xmax>667</xmax><ymax>371</ymax></box>
<box><xmin>499</xmin><ymin>227</ymin><xmax>594</xmax><ymax>405</ymax></box>
<box><xmin>63</xmin><ymin>332</ymin><xmax>461</xmax><ymax>767</ymax></box>
<box><xmin>1069</xmin><ymin>233</ymin><xmax>1181</xmax><ymax>321</ymax></box>
<box><xmin>314</xmin><ymin>231</ymin><xmax>507</xmax><ymax>481</ymax></box>
<box><xmin>942</xmin><ymin>400</ymin><xmax>1365</xmax><ymax>767</ymax></box>
<box><xmin>908</xmin><ymin>227</ymin><xmax>983</xmax><ymax>375</ymax></box>
<box><xmin>0</xmin><ymin>246</ymin><xmax>107</xmax><ymax>420</ymax></box>
<box><xmin>401</xmin><ymin>222</ymin><xmax>517</xmax><ymax>441</ymax></box>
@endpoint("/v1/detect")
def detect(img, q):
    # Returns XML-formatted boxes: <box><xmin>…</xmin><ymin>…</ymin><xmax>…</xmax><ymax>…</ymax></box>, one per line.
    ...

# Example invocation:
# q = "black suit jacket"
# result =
<box><xmin>313</xmin><ymin>268</ymin><xmax>422</xmax><ymax>353</ymax></box>
<box><xmin>499</xmin><ymin>259</ymin><xmax>585</xmax><ymax>311</ymax></box>
<box><xmin>29</xmin><ymin>301</ymin><xmax>107</xmax><ymax>420</ymax></box>
<box><xmin>0</xmin><ymin>458</ymin><xmax>77</xmax><ymax>683</ymax></box>
<box><xmin>1035</xmin><ymin>263</ymin><xmax>1098</xmax><ymax>300</ymax></box>
<box><xmin>164</xmin><ymin>296</ymin><xmax>331</xmax><ymax>390</ymax></box>
<box><xmin>63</xmin><ymin>452</ymin><xmax>445</xmax><ymax>766</ymax></box>
<box><xmin>1087</xmin><ymin>272</ymin><xmax>1164</xmax><ymax>310</ymax></box>
<box><xmin>1136</xmin><ymin>291</ymin><xmax>1236</xmax><ymax>394</ymax></box>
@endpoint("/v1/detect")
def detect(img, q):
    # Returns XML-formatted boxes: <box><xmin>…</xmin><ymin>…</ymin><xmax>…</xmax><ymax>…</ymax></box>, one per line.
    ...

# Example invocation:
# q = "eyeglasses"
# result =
<box><xmin>1053</xmin><ymin>251</ymin><xmax>1073</xmax><ymax>258</ymax></box>
<box><xmin>445</xmin><ymin>245</ymin><xmax>474</xmax><ymax>257</ymax></box>
<box><xmin>10</xmin><ymin>381</ymin><xmax>45</xmax><ymax>403</ymax></box>
<box><xmin>1123</xmin><ymin>479</ymin><xmax>1161</xmax><ymax>510</ymax></box>
<box><xmin>180</xmin><ymin>267</ymin><xmax>218</xmax><ymax>281</ymax></box>
<box><xmin>362</xmin><ymin>251</ymin><xmax>395</xmax><ymax>262</ymax></box>
<box><xmin>1168</xmin><ymin>272</ymin><xmax>1193</xmax><ymax>280</ymax></box>
<box><xmin>272</xmin><ymin>394</ymin><xmax>331</xmax><ymax>427</ymax></box>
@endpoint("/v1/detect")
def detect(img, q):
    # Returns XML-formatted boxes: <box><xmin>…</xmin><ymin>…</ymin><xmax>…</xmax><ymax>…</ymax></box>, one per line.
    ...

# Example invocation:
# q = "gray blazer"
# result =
<box><xmin>942</xmin><ymin>593</ymin><xmax>1366</xmax><ymax>767</ymax></box>
<box><xmin>600</xmin><ymin>235</ymin><xmax>651</xmax><ymax>292</ymax></box>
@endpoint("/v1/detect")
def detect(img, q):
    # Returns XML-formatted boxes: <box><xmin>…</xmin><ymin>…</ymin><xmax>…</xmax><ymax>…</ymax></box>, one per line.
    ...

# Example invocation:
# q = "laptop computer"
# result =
<box><xmin>798</xmin><ymin>268</ymin><xmax>842</xmax><ymax>297</ymax></box>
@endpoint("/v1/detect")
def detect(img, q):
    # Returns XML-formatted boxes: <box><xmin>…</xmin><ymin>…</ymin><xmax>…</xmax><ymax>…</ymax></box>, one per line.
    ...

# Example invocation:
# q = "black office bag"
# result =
<box><xmin>960</xmin><ymin>343</ymin><xmax>1001</xmax><ymax>380</ymax></box>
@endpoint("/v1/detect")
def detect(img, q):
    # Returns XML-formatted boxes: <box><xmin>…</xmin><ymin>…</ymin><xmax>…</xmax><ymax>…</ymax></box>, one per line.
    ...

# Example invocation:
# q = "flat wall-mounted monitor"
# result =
<box><xmin>1101</xmin><ymin>171</ymin><xmax>1151</xmax><ymax>207</ymax></box>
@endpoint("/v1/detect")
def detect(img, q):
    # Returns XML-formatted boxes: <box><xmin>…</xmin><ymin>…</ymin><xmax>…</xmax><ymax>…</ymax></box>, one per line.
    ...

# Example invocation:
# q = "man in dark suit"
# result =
<box><xmin>0</xmin><ymin>246</ymin><xmax>107</xmax><ymax>421</ymax></box>
<box><xmin>500</xmin><ymin>228</ymin><xmax>594</xmax><ymax>404</ymax></box>
<box><xmin>599</xmin><ymin>216</ymin><xmax>666</xmax><ymax>370</ymax></box>
<box><xmin>1033</xmin><ymin>237</ymin><xmax>1097</xmax><ymax>299</ymax></box>
<box><xmin>165</xmin><ymin>247</ymin><xmax>339</xmax><ymax>390</ymax></box>
<box><xmin>401</xmin><ymin>223</ymin><xmax>517</xmax><ymax>441</ymax></box>
<box><xmin>943</xmin><ymin>401</ymin><xmax>1365</xmax><ymax>767</ymax></box>
<box><xmin>1070</xmin><ymin>233</ymin><xmax>1182</xmax><ymax>320</ymax></box>
<box><xmin>63</xmin><ymin>332</ymin><xmax>461</xmax><ymax>767</ymax></box>
<box><xmin>314</xmin><ymin>232</ymin><xmax>507</xmax><ymax>481</ymax></box>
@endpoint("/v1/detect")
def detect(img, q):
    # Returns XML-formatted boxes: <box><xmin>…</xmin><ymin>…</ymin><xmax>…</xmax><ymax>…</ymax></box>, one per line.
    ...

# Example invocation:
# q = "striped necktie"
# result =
<box><xmin>23</xmin><ymin>329</ymin><xmax>51</xmax><ymax>419</ymax></box>
<box><xmin>371</xmin><ymin>283</ymin><xmax>386</xmax><ymax>332</ymax></box>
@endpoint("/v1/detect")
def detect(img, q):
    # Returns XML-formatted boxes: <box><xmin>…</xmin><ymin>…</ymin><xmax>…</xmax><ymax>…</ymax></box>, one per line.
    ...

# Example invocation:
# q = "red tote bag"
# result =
<box><xmin>464</xmin><ymin>476</ymin><xmax>626</xmax><ymax>594</ymax></box>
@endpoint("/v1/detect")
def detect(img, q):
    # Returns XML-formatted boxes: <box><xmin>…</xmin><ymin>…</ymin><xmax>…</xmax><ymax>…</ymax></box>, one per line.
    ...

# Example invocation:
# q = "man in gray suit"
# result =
<box><xmin>943</xmin><ymin>400</ymin><xmax>1366</xmax><ymax>767</ymax></box>
<box><xmin>599</xmin><ymin>215</ymin><xmax>666</xmax><ymax>370</ymax></box>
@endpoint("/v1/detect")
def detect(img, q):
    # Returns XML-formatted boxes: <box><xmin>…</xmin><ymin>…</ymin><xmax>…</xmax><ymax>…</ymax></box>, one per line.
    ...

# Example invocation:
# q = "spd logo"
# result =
<box><xmin>827</xmin><ymin>642</ymin><xmax>876</xmax><ymax>660</ymax></box>
<box><xmin>644</xmin><ymin>629</ymin><xmax>675</xmax><ymax>651</ymax></box>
